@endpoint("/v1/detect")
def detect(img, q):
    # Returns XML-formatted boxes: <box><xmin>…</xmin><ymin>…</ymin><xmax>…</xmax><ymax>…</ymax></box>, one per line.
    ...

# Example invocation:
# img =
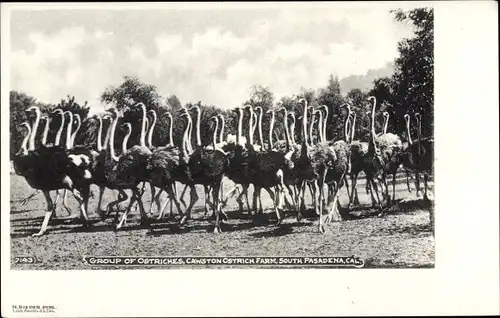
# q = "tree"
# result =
<box><xmin>392</xmin><ymin>7</ymin><xmax>434</xmax><ymax>137</ymax></box>
<box><xmin>317</xmin><ymin>75</ymin><xmax>346</xmax><ymax>141</ymax></box>
<box><xmin>100</xmin><ymin>76</ymin><xmax>168</xmax><ymax>148</ymax></box>
<box><xmin>166</xmin><ymin>94</ymin><xmax>182</xmax><ymax>111</ymax></box>
<box><xmin>243</xmin><ymin>85</ymin><xmax>276</xmax><ymax>145</ymax></box>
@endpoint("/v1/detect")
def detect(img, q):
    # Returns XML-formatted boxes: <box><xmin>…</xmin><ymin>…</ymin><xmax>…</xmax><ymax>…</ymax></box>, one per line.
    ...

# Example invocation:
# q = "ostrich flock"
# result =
<box><xmin>12</xmin><ymin>96</ymin><xmax>433</xmax><ymax>237</ymax></box>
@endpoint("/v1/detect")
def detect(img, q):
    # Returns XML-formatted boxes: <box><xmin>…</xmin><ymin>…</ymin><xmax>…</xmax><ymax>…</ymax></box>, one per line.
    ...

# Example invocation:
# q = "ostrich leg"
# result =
<box><xmin>96</xmin><ymin>186</ymin><xmax>107</xmax><ymax>219</ymax></box>
<box><xmin>179</xmin><ymin>185</ymin><xmax>199</xmax><ymax>226</ymax></box>
<box><xmin>317</xmin><ymin>170</ymin><xmax>327</xmax><ymax>233</ymax></box>
<box><xmin>415</xmin><ymin>172</ymin><xmax>421</xmax><ymax>198</ymax></box>
<box><xmin>423</xmin><ymin>173</ymin><xmax>430</xmax><ymax>201</ymax></box>
<box><xmin>392</xmin><ymin>172</ymin><xmax>397</xmax><ymax>205</ymax></box>
<box><xmin>32</xmin><ymin>190</ymin><xmax>58</xmax><ymax>237</ymax></box>
<box><xmin>179</xmin><ymin>184</ymin><xmax>189</xmax><ymax>208</ymax></box>
<box><xmin>405</xmin><ymin>169</ymin><xmax>413</xmax><ymax>193</ymax></box>
<box><xmin>212</xmin><ymin>180</ymin><xmax>223</xmax><ymax>233</ymax></box>
<box><xmin>61</xmin><ymin>189</ymin><xmax>72</xmax><ymax>216</ymax></box>
<box><xmin>109</xmin><ymin>190</ymin><xmax>129</xmax><ymax>223</ymax></box>
<box><xmin>343</xmin><ymin>175</ymin><xmax>352</xmax><ymax>206</ymax></box>
<box><xmin>348</xmin><ymin>173</ymin><xmax>360</xmax><ymax>209</ymax></box>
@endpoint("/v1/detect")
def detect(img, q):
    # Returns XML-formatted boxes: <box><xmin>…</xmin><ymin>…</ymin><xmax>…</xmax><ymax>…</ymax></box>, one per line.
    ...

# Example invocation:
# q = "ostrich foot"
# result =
<box><xmin>179</xmin><ymin>215</ymin><xmax>189</xmax><ymax>226</ymax></box>
<box><xmin>296</xmin><ymin>212</ymin><xmax>303</xmax><ymax>222</ymax></box>
<box><xmin>212</xmin><ymin>225</ymin><xmax>222</xmax><ymax>233</ymax></box>
<box><xmin>32</xmin><ymin>229</ymin><xmax>47</xmax><ymax>237</ymax></box>
<box><xmin>318</xmin><ymin>224</ymin><xmax>326</xmax><ymax>234</ymax></box>
<box><xmin>274</xmin><ymin>218</ymin><xmax>283</xmax><ymax>227</ymax></box>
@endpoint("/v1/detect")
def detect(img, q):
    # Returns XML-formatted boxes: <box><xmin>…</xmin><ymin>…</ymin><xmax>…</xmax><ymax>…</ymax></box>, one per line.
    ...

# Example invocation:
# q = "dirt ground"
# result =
<box><xmin>10</xmin><ymin>173</ymin><xmax>434</xmax><ymax>270</ymax></box>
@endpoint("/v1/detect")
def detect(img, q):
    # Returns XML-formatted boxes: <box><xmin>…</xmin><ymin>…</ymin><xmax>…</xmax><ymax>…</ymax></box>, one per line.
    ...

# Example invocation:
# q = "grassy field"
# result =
<box><xmin>9</xmin><ymin>172</ymin><xmax>434</xmax><ymax>270</ymax></box>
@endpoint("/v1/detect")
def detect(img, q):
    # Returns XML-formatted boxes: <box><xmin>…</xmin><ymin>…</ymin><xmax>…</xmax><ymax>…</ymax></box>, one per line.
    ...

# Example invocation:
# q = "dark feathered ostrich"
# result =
<box><xmin>289</xmin><ymin>98</ymin><xmax>337</xmax><ymax>233</ymax></box>
<box><xmin>172</xmin><ymin>107</ymin><xmax>228</xmax><ymax>233</ymax></box>
<box><xmin>362</xmin><ymin>96</ymin><xmax>403</xmax><ymax>214</ymax></box>
<box><xmin>403</xmin><ymin>113</ymin><xmax>434</xmax><ymax>201</ymax></box>
<box><xmin>144</xmin><ymin>109</ymin><xmax>186</xmax><ymax>221</ymax></box>
<box><xmin>91</xmin><ymin>104</ymin><xmax>152</xmax><ymax>229</ymax></box>
<box><xmin>13</xmin><ymin>106</ymin><xmax>94</xmax><ymax>236</ymax></box>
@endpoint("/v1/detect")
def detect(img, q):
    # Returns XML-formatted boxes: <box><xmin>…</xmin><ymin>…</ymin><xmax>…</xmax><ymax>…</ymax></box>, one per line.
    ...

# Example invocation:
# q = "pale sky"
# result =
<box><xmin>9</xmin><ymin>5</ymin><xmax>416</xmax><ymax>113</ymax></box>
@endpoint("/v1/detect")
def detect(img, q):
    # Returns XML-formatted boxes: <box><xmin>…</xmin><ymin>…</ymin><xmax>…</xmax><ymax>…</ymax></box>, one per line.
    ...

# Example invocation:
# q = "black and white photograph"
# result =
<box><xmin>1</xmin><ymin>1</ymin><xmax>498</xmax><ymax>317</ymax></box>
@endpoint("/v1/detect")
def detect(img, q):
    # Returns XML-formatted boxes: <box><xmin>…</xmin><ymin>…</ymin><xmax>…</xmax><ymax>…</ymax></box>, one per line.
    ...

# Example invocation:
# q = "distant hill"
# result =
<box><xmin>340</xmin><ymin>62</ymin><xmax>394</xmax><ymax>94</ymax></box>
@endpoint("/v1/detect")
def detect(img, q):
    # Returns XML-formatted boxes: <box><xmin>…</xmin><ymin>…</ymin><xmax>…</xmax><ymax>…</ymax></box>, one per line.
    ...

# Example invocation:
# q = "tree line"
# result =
<box><xmin>9</xmin><ymin>8</ymin><xmax>433</xmax><ymax>158</ymax></box>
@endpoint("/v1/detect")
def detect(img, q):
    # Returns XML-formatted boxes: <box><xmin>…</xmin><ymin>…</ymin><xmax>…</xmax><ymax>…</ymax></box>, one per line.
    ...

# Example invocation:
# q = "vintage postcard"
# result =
<box><xmin>1</xmin><ymin>1</ymin><xmax>498</xmax><ymax>317</ymax></box>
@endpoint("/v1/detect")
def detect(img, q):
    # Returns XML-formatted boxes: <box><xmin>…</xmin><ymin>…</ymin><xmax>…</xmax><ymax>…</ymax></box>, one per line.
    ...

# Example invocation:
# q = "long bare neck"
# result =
<box><xmin>405</xmin><ymin>117</ymin><xmax>412</xmax><ymax>145</ymax></box>
<box><xmin>283</xmin><ymin>112</ymin><xmax>290</xmax><ymax>152</ymax></box>
<box><xmin>247</xmin><ymin>109</ymin><xmax>254</xmax><ymax>146</ymax></box>
<box><xmin>147</xmin><ymin>111</ymin><xmax>157</xmax><ymax>148</ymax></box>
<box><xmin>237</xmin><ymin>109</ymin><xmax>243</xmax><ymax>146</ymax></box>
<box><xmin>182</xmin><ymin>116</ymin><xmax>192</xmax><ymax>156</ymax></box>
<box><xmin>344</xmin><ymin>112</ymin><xmax>350</xmax><ymax>143</ymax></box>
<box><xmin>308</xmin><ymin>112</ymin><xmax>315</xmax><ymax>145</ymax></box>
<box><xmin>96</xmin><ymin>116</ymin><xmax>103</xmax><ymax>151</ymax></box>
<box><xmin>268</xmin><ymin>110</ymin><xmax>275</xmax><ymax>150</ymax></box>
<box><xmin>103</xmin><ymin>118</ymin><xmax>112</xmax><ymax>150</ymax></box>
<box><xmin>322</xmin><ymin>107</ymin><xmax>328</xmax><ymax>142</ymax></box>
<box><xmin>65</xmin><ymin>112</ymin><xmax>73</xmax><ymax>149</ymax></box>
<box><xmin>54</xmin><ymin>112</ymin><xmax>65</xmax><ymax>146</ymax></box>
<box><xmin>351</xmin><ymin>113</ymin><xmax>357</xmax><ymax>142</ymax></box>
<box><xmin>317</xmin><ymin>111</ymin><xmax>324</xmax><ymax>143</ymax></box>
<box><xmin>370</xmin><ymin>97</ymin><xmax>378</xmax><ymax>150</ymax></box>
<box><xmin>194</xmin><ymin>109</ymin><xmax>201</xmax><ymax>147</ymax></box>
<box><xmin>41</xmin><ymin>117</ymin><xmax>49</xmax><ymax>145</ymax></box>
<box><xmin>29</xmin><ymin>107</ymin><xmax>41</xmax><ymax>151</ymax></box>
<box><xmin>218</xmin><ymin>115</ymin><xmax>225</xmax><ymax>144</ymax></box>
<box><xmin>186</xmin><ymin>113</ymin><xmax>194</xmax><ymax>153</ymax></box>
<box><xmin>383</xmin><ymin>114</ymin><xmax>389</xmax><ymax>134</ymax></box>
<box><xmin>20</xmin><ymin>124</ymin><xmax>31</xmax><ymax>155</ymax></box>
<box><xmin>71</xmin><ymin>115</ymin><xmax>81</xmax><ymax>148</ymax></box>
<box><xmin>212</xmin><ymin>118</ymin><xmax>219</xmax><ymax>148</ymax></box>
<box><xmin>167</xmin><ymin>113</ymin><xmax>174</xmax><ymax>146</ymax></box>
<box><xmin>122</xmin><ymin>125</ymin><xmax>132</xmax><ymax>154</ymax></box>
<box><xmin>109</xmin><ymin>115</ymin><xmax>119</xmax><ymax>161</ymax></box>
<box><xmin>139</xmin><ymin>105</ymin><xmax>147</xmax><ymax>148</ymax></box>
<box><xmin>302</xmin><ymin>101</ymin><xmax>308</xmax><ymax>146</ymax></box>
<box><xmin>257</xmin><ymin>109</ymin><xmax>264</xmax><ymax>148</ymax></box>
<box><xmin>289</xmin><ymin>114</ymin><xmax>296</xmax><ymax>145</ymax></box>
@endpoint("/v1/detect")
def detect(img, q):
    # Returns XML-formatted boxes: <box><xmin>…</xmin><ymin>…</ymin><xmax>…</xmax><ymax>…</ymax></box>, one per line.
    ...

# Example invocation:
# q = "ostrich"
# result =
<box><xmin>13</xmin><ymin>106</ymin><xmax>94</xmax><ymax>236</ymax></box>
<box><xmin>362</xmin><ymin>96</ymin><xmax>403</xmax><ymax>213</ymax></box>
<box><xmin>411</xmin><ymin>112</ymin><xmax>434</xmax><ymax>200</ymax></box>
<box><xmin>290</xmin><ymin>98</ymin><xmax>337</xmax><ymax>233</ymax></box>
<box><xmin>374</xmin><ymin>109</ymin><xmax>404</xmax><ymax>207</ymax></box>
<box><xmin>173</xmin><ymin>107</ymin><xmax>228</xmax><ymax>233</ymax></box>
<box><xmin>92</xmin><ymin>104</ymin><xmax>152</xmax><ymax>229</ymax></box>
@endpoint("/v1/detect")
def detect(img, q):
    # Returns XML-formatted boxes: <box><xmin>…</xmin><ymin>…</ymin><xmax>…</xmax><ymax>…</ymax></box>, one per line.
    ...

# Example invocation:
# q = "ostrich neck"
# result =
<box><xmin>140</xmin><ymin>107</ymin><xmax>147</xmax><ymax>148</ymax></box>
<box><xmin>212</xmin><ymin>119</ymin><xmax>219</xmax><ymax>148</ymax></box>
<box><xmin>283</xmin><ymin>112</ymin><xmax>291</xmax><ymax>152</ymax></box>
<box><xmin>29</xmin><ymin>108</ymin><xmax>41</xmax><ymax>151</ymax></box>
<box><xmin>71</xmin><ymin>117</ymin><xmax>81</xmax><ymax>148</ymax></box>
<box><xmin>195</xmin><ymin>110</ymin><xmax>201</xmax><ymax>147</ymax></box>
<box><xmin>237</xmin><ymin>109</ymin><xmax>243</xmax><ymax>146</ymax></box>
<box><xmin>65</xmin><ymin>112</ymin><xmax>73</xmax><ymax>149</ymax></box>
<box><xmin>20</xmin><ymin>125</ymin><xmax>31</xmax><ymax>155</ymax></box>
<box><xmin>103</xmin><ymin>119</ymin><xmax>112</xmax><ymax>150</ymax></box>
<box><xmin>317</xmin><ymin>112</ymin><xmax>324</xmax><ymax>143</ymax></box>
<box><xmin>351</xmin><ymin>114</ymin><xmax>357</xmax><ymax>142</ymax></box>
<box><xmin>186</xmin><ymin>114</ymin><xmax>194</xmax><ymax>153</ymax></box>
<box><xmin>370</xmin><ymin>98</ymin><xmax>378</xmax><ymax>150</ymax></box>
<box><xmin>247</xmin><ymin>109</ymin><xmax>254</xmax><ymax>146</ymax></box>
<box><xmin>406</xmin><ymin>118</ymin><xmax>412</xmax><ymax>145</ymax></box>
<box><xmin>182</xmin><ymin>117</ymin><xmax>192</xmax><ymax>156</ymax></box>
<box><xmin>42</xmin><ymin>118</ymin><xmax>49</xmax><ymax>146</ymax></box>
<box><xmin>268</xmin><ymin>111</ymin><xmax>275</xmax><ymax>150</ymax></box>
<box><xmin>383</xmin><ymin>116</ymin><xmax>389</xmax><ymax>134</ymax></box>
<box><xmin>302</xmin><ymin>102</ymin><xmax>308</xmax><ymax>146</ymax></box>
<box><xmin>344</xmin><ymin>113</ymin><xmax>350</xmax><ymax>143</ymax></box>
<box><xmin>322</xmin><ymin>108</ymin><xmax>328</xmax><ymax>142</ymax></box>
<box><xmin>290</xmin><ymin>116</ymin><xmax>296</xmax><ymax>145</ymax></box>
<box><xmin>97</xmin><ymin>116</ymin><xmax>103</xmax><ymax>151</ymax></box>
<box><xmin>109</xmin><ymin>115</ymin><xmax>119</xmax><ymax>161</ymax></box>
<box><xmin>147</xmin><ymin>112</ymin><xmax>157</xmax><ymax>148</ymax></box>
<box><xmin>122</xmin><ymin>126</ymin><xmax>131</xmax><ymax>154</ymax></box>
<box><xmin>168</xmin><ymin>114</ymin><xmax>174</xmax><ymax>146</ymax></box>
<box><xmin>218</xmin><ymin>116</ymin><xmax>225</xmax><ymax>144</ymax></box>
<box><xmin>258</xmin><ymin>110</ymin><xmax>264</xmax><ymax>148</ymax></box>
<box><xmin>54</xmin><ymin>113</ymin><xmax>65</xmax><ymax>146</ymax></box>
<box><xmin>308</xmin><ymin>114</ymin><xmax>315</xmax><ymax>145</ymax></box>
